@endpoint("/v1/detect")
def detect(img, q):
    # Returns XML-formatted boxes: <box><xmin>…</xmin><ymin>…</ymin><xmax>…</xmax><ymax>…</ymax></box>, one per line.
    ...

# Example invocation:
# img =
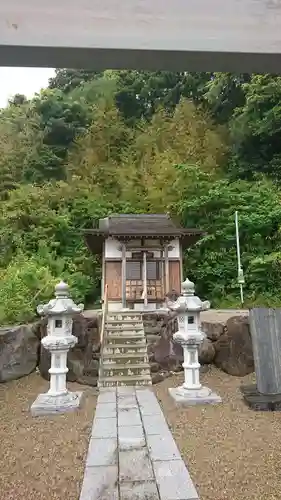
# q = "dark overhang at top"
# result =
<box><xmin>1</xmin><ymin>1</ymin><xmax>281</xmax><ymax>74</ymax></box>
<box><xmin>84</xmin><ymin>214</ymin><xmax>204</xmax><ymax>254</ymax></box>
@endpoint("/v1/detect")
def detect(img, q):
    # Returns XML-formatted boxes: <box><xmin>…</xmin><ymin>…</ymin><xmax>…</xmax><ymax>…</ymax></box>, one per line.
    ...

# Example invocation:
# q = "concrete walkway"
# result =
<box><xmin>79</xmin><ymin>387</ymin><xmax>199</xmax><ymax>500</ymax></box>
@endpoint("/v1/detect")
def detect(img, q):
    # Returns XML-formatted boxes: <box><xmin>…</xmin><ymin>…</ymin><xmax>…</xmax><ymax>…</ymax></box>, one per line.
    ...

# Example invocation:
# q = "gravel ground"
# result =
<box><xmin>0</xmin><ymin>372</ymin><xmax>97</xmax><ymax>500</ymax></box>
<box><xmin>154</xmin><ymin>367</ymin><xmax>281</xmax><ymax>500</ymax></box>
<box><xmin>2</xmin><ymin>368</ymin><xmax>281</xmax><ymax>500</ymax></box>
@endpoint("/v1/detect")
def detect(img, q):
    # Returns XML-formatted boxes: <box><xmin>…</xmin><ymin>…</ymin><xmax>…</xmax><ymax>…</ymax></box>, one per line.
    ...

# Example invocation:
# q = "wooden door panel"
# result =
<box><xmin>105</xmin><ymin>261</ymin><xmax>121</xmax><ymax>299</ymax></box>
<box><xmin>169</xmin><ymin>261</ymin><xmax>180</xmax><ymax>294</ymax></box>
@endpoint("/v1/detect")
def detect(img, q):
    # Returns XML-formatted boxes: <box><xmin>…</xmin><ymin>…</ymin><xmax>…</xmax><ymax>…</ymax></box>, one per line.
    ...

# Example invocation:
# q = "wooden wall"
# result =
<box><xmin>169</xmin><ymin>261</ymin><xmax>181</xmax><ymax>294</ymax></box>
<box><xmin>105</xmin><ymin>261</ymin><xmax>122</xmax><ymax>300</ymax></box>
<box><xmin>105</xmin><ymin>259</ymin><xmax>181</xmax><ymax>299</ymax></box>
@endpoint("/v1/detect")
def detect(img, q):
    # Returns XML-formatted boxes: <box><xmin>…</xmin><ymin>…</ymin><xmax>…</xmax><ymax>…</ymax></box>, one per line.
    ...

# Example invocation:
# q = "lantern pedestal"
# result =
<box><xmin>31</xmin><ymin>391</ymin><xmax>83</xmax><ymax>416</ymax></box>
<box><xmin>169</xmin><ymin>385</ymin><xmax>221</xmax><ymax>406</ymax></box>
<box><xmin>169</xmin><ymin>339</ymin><xmax>221</xmax><ymax>406</ymax></box>
<box><xmin>31</xmin><ymin>332</ymin><xmax>84</xmax><ymax>416</ymax></box>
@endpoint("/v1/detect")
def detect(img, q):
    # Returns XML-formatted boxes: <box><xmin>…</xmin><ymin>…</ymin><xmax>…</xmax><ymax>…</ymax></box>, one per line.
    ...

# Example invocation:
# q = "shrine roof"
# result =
<box><xmin>83</xmin><ymin>214</ymin><xmax>204</xmax><ymax>253</ymax></box>
<box><xmin>86</xmin><ymin>214</ymin><xmax>202</xmax><ymax>237</ymax></box>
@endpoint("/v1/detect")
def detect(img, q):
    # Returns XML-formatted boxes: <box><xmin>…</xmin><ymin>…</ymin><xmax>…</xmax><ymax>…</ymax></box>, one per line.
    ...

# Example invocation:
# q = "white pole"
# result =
<box><xmin>239</xmin><ymin>277</ymin><xmax>244</xmax><ymax>306</ymax></box>
<box><xmin>142</xmin><ymin>250</ymin><xmax>148</xmax><ymax>308</ymax></box>
<box><xmin>235</xmin><ymin>211</ymin><xmax>241</xmax><ymax>270</ymax></box>
<box><xmin>235</xmin><ymin>211</ymin><xmax>244</xmax><ymax>306</ymax></box>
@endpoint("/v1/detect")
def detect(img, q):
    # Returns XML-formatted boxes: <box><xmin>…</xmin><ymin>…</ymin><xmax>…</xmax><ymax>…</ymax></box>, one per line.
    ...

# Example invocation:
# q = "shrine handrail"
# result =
<box><xmin>100</xmin><ymin>284</ymin><xmax>108</xmax><ymax>347</ymax></box>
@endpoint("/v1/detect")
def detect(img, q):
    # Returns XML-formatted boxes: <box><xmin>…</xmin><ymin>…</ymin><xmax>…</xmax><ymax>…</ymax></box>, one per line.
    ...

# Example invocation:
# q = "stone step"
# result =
<box><xmin>106</xmin><ymin>317</ymin><xmax>143</xmax><ymax>322</ymax></box>
<box><xmin>102</xmin><ymin>352</ymin><xmax>149</xmax><ymax>363</ymax></box>
<box><xmin>98</xmin><ymin>374</ymin><xmax>152</xmax><ymax>388</ymax></box>
<box><xmin>106</xmin><ymin>321</ymin><xmax>143</xmax><ymax>328</ymax></box>
<box><xmin>105</xmin><ymin>334</ymin><xmax>146</xmax><ymax>344</ymax></box>
<box><xmin>103</xmin><ymin>344</ymin><xmax>147</xmax><ymax>355</ymax></box>
<box><xmin>106</xmin><ymin>313</ymin><xmax>142</xmax><ymax>322</ymax></box>
<box><xmin>106</xmin><ymin>329</ymin><xmax>144</xmax><ymax>338</ymax></box>
<box><xmin>106</xmin><ymin>322</ymin><xmax>143</xmax><ymax>330</ymax></box>
<box><xmin>103</xmin><ymin>363</ymin><xmax>151</xmax><ymax>377</ymax></box>
<box><xmin>106</xmin><ymin>323</ymin><xmax>144</xmax><ymax>330</ymax></box>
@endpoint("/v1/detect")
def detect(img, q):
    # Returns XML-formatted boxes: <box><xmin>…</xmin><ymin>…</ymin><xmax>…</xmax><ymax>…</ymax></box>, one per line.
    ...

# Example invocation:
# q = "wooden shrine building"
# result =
<box><xmin>84</xmin><ymin>214</ymin><xmax>203</xmax><ymax>311</ymax></box>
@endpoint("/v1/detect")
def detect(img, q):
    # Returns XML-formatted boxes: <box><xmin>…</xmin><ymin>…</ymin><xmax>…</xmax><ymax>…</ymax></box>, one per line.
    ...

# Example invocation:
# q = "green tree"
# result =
<box><xmin>119</xmin><ymin>99</ymin><xmax>226</xmax><ymax>211</ymax></box>
<box><xmin>0</xmin><ymin>102</ymin><xmax>42</xmax><ymax>198</ymax></box>
<box><xmin>67</xmin><ymin>97</ymin><xmax>132</xmax><ymax>196</ymax></box>
<box><xmin>48</xmin><ymin>69</ymin><xmax>102</xmax><ymax>93</ymax></box>
<box><xmin>230</xmin><ymin>74</ymin><xmax>281</xmax><ymax>180</ymax></box>
<box><xmin>30</xmin><ymin>88</ymin><xmax>92</xmax><ymax>182</ymax></box>
<box><xmin>49</xmin><ymin>69</ymin><xmax>213</xmax><ymax>124</ymax></box>
<box><xmin>114</xmin><ymin>71</ymin><xmax>212</xmax><ymax>124</ymax></box>
<box><xmin>204</xmin><ymin>73</ymin><xmax>250</xmax><ymax>123</ymax></box>
<box><xmin>177</xmin><ymin>171</ymin><xmax>281</xmax><ymax>305</ymax></box>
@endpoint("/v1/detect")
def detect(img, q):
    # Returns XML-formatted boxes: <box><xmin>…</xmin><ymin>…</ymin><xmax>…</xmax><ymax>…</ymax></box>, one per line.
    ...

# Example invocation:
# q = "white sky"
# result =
<box><xmin>0</xmin><ymin>67</ymin><xmax>55</xmax><ymax>108</ymax></box>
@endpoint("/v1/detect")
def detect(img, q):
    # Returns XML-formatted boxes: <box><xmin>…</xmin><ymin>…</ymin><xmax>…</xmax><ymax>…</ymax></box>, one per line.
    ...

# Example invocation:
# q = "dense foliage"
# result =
<box><xmin>1</xmin><ymin>69</ymin><xmax>281</xmax><ymax>325</ymax></box>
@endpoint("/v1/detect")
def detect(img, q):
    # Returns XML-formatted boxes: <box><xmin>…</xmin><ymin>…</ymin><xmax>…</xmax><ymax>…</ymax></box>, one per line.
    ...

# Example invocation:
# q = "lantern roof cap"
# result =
<box><xmin>182</xmin><ymin>278</ymin><xmax>195</xmax><ymax>296</ymax></box>
<box><xmin>37</xmin><ymin>281</ymin><xmax>84</xmax><ymax>316</ymax></box>
<box><xmin>55</xmin><ymin>280</ymin><xmax>69</xmax><ymax>296</ymax></box>
<box><xmin>168</xmin><ymin>278</ymin><xmax>210</xmax><ymax>312</ymax></box>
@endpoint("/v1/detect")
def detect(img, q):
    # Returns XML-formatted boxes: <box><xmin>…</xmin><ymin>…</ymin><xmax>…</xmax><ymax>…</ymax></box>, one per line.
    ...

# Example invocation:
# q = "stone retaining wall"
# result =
<box><xmin>0</xmin><ymin>324</ymin><xmax>40</xmax><ymax>383</ymax></box>
<box><xmin>143</xmin><ymin>310</ymin><xmax>254</xmax><ymax>382</ymax></box>
<box><xmin>143</xmin><ymin>311</ymin><xmax>180</xmax><ymax>384</ymax></box>
<box><xmin>203</xmin><ymin>314</ymin><xmax>254</xmax><ymax>376</ymax></box>
<box><xmin>0</xmin><ymin>309</ymin><xmax>253</xmax><ymax>385</ymax></box>
<box><xmin>0</xmin><ymin>313</ymin><xmax>102</xmax><ymax>385</ymax></box>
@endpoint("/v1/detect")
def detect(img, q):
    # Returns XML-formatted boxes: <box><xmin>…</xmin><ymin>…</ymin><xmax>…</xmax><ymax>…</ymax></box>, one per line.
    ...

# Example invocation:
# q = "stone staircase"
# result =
<box><xmin>98</xmin><ymin>311</ymin><xmax>152</xmax><ymax>388</ymax></box>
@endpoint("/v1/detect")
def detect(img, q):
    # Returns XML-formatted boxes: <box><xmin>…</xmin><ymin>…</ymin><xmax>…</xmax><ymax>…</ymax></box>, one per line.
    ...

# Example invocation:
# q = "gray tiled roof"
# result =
<box><xmin>83</xmin><ymin>213</ymin><xmax>204</xmax><ymax>253</ymax></box>
<box><xmin>96</xmin><ymin>214</ymin><xmax>200</xmax><ymax>236</ymax></box>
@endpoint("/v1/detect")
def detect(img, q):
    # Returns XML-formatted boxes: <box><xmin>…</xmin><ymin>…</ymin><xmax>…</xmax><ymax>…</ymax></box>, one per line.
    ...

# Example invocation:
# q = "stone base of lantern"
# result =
<box><xmin>241</xmin><ymin>384</ymin><xmax>281</xmax><ymax>411</ymax></box>
<box><xmin>169</xmin><ymin>385</ymin><xmax>222</xmax><ymax>407</ymax></box>
<box><xmin>31</xmin><ymin>390</ymin><xmax>83</xmax><ymax>417</ymax></box>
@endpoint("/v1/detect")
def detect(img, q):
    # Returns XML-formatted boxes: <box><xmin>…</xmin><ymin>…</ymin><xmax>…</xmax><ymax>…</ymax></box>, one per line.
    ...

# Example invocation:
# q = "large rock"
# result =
<box><xmin>38</xmin><ymin>313</ymin><xmax>101</xmax><ymax>386</ymax></box>
<box><xmin>0</xmin><ymin>324</ymin><xmax>39</xmax><ymax>382</ymax></box>
<box><xmin>144</xmin><ymin>311</ymin><xmax>180</xmax><ymax>372</ymax></box>
<box><xmin>214</xmin><ymin>315</ymin><xmax>254</xmax><ymax>376</ymax></box>
<box><xmin>201</xmin><ymin>321</ymin><xmax>225</xmax><ymax>341</ymax></box>
<box><xmin>153</xmin><ymin>335</ymin><xmax>176</xmax><ymax>369</ymax></box>
<box><xmin>199</xmin><ymin>338</ymin><xmax>215</xmax><ymax>364</ymax></box>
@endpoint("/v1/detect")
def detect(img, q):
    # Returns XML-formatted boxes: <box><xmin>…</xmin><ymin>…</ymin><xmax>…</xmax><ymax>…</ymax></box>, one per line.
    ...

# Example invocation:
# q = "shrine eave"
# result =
<box><xmin>83</xmin><ymin>229</ymin><xmax>205</xmax><ymax>254</ymax></box>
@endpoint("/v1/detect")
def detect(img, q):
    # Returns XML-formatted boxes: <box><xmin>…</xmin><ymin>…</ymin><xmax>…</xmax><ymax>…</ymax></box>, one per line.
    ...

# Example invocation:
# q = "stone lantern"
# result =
<box><xmin>168</xmin><ymin>278</ymin><xmax>221</xmax><ymax>406</ymax></box>
<box><xmin>31</xmin><ymin>281</ymin><xmax>84</xmax><ymax>416</ymax></box>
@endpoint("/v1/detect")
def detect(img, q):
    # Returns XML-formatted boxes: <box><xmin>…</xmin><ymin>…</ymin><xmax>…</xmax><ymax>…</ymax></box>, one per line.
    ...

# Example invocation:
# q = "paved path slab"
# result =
<box><xmin>79</xmin><ymin>387</ymin><xmax>199</xmax><ymax>500</ymax></box>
